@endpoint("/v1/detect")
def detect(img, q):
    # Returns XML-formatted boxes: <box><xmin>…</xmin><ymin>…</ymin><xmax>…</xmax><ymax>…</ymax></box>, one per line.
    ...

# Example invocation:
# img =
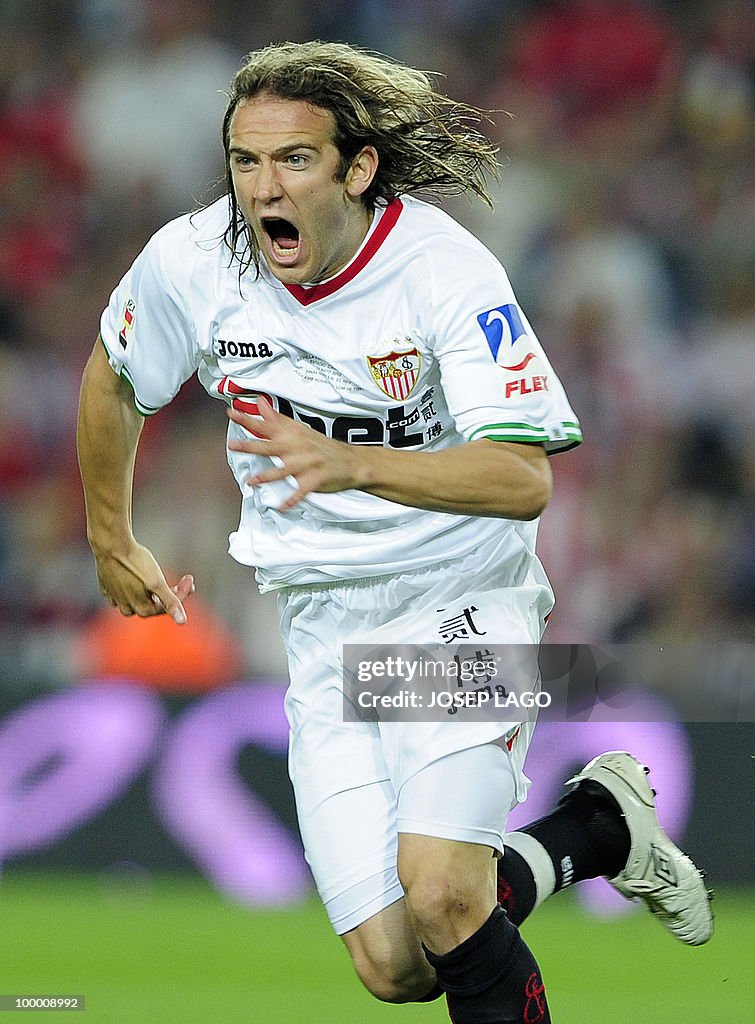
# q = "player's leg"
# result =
<box><xmin>290</xmin><ymin>723</ymin><xmax>443</xmax><ymax>1002</ymax></box>
<box><xmin>279</xmin><ymin>585</ymin><xmax>439</xmax><ymax>1003</ymax></box>
<box><xmin>497</xmin><ymin>751</ymin><xmax>713</xmax><ymax>945</ymax></box>
<box><xmin>396</xmin><ymin>743</ymin><xmax>552</xmax><ymax>1023</ymax></box>
<box><xmin>295</xmin><ymin>757</ymin><xmax>442</xmax><ymax>1003</ymax></box>
<box><xmin>340</xmin><ymin>897</ymin><xmax>440</xmax><ymax>1003</ymax></box>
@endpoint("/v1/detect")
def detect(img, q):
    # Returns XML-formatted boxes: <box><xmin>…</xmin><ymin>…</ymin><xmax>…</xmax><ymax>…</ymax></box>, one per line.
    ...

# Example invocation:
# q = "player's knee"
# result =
<box><xmin>403</xmin><ymin>874</ymin><xmax>477</xmax><ymax>938</ymax></box>
<box><xmin>350</xmin><ymin>946</ymin><xmax>433</xmax><ymax>1003</ymax></box>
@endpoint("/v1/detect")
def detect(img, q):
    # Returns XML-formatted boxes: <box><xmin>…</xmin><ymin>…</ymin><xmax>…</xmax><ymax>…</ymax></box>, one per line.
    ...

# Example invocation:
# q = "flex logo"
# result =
<box><xmin>476</xmin><ymin>303</ymin><xmax>527</xmax><ymax>361</ymax></box>
<box><xmin>504</xmin><ymin>375</ymin><xmax>549</xmax><ymax>399</ymax></box>
<box><xmin>495</xmin><ymin>351</ymin><xmax>549</xmax><ymax>401</ymax></box>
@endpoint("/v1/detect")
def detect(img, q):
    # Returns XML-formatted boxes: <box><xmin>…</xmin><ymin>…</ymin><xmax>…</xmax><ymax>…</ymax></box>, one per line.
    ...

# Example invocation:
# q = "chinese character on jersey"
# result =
<box><xmin>437</xmin><ymin>606</ymin><xmax>487</xmax><ymax>643</ymax></box>
<box><xmin>451</xmin><ymin>648</ymin><xmax>496</xmax><ymax>687</ymax></box>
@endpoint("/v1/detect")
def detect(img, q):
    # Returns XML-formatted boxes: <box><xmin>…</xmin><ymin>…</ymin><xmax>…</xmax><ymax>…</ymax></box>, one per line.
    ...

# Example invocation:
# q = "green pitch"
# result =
<box><xmin>0</xmin><ymin>872</ymin><xmax>749</xmax><ymax>1023</ymax></box>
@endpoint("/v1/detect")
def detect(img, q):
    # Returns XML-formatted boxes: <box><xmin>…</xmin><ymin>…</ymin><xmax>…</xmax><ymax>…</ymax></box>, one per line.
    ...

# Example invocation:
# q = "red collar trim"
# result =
<box><xmin>283</xmin><ymin>198</ymin><xmax>403</xmax><ymax>306</ymax></box>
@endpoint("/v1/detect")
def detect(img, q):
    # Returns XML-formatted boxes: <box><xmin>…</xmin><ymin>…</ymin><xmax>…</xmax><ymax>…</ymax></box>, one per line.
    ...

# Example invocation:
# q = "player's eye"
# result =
<box><xmin>233</xmin><ymin>155</ymin><xmax>256</xmax><ymax>169</ymax></box>
<box><xmin>285</xmin><ymin>154</ymin><xmax>308</xmax><ymax>168</ymax></box>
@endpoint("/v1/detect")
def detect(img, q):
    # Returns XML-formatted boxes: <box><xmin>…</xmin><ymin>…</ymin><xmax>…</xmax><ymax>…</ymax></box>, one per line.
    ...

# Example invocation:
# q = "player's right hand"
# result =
<box><xmin>92</xmin><ymin>538</ymin><xmax>194</xmax><ymax>625</ymax></box>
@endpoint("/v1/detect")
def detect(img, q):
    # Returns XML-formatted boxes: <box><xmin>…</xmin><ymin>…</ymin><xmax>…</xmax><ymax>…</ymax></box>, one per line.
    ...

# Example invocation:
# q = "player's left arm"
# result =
<box><xmin>227</xmin><ymin>398</ymin><xmax>551</xmax><ymax>519</ymax></box>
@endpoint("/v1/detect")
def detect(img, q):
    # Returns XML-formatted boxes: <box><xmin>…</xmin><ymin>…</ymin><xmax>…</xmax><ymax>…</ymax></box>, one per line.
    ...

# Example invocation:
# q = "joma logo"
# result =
<box><xmin>216</xmin><ymin>339</ymin><xmax>274</xmax><ymax>358</ymax></box>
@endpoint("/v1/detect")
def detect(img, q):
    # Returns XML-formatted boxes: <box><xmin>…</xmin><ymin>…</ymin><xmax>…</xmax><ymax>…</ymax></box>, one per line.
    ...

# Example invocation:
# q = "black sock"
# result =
<box><xmin>424</xmin><ymin>905</ymin><xmax>550</xmax><ymax>1024</ymax></box>
<box><xmin>527</xmin><ymin>780</ymin><xmax>631</xmax><ymax>888</ymax></box>
<box><xmin>498</xmin><ymin>779</ymin><xmax>632</xmax><ymax>924</ymax></box>
<box><xmin>496</xmin><ymin>847</ymin><xmax>538</xmax><ymax>926</ymax></box>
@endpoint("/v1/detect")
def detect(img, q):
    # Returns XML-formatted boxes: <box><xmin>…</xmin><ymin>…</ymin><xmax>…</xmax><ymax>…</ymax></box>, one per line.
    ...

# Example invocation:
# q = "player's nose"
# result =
<box><xmin>252</xmin><ymin>157</ymin><xmax>283</xmax><ymax>202</ymax></box>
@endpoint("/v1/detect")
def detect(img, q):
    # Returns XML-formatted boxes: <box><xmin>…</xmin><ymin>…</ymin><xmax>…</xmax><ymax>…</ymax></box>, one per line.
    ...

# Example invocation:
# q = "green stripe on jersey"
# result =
<box><xmin>470</xmin><ymin>422</ymin><xmax>583</xmax><ymax>444</ymax></box>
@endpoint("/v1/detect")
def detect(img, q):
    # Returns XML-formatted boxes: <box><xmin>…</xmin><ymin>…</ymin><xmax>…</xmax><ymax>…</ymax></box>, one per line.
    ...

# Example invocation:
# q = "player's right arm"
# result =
<box><xmin>77</xmin><ymin>339</ymin><xmax>192</xmax><ymax>624</ymax></box>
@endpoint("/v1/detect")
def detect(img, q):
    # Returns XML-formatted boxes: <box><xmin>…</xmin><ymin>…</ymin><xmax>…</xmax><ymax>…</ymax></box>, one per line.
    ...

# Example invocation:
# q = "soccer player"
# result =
<box><xmin>77</xmin><ymin>41</ymin><xmax>712</xmax><ymax>1022</ymax></box>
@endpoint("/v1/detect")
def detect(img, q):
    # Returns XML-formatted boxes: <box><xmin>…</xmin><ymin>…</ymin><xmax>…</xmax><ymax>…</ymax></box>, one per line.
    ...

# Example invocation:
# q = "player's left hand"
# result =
<box><xmin>226</xmin><ymin>397</ymin><xmax>365</xmax><ymax>511</ymax></box>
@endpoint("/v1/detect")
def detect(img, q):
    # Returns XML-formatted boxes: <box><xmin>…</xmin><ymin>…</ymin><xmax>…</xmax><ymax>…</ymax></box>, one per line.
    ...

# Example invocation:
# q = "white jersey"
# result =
<box><xmin>100</xmin><ymin>194</ymin><xmax>581</xmax><ymax>591</ymax></box>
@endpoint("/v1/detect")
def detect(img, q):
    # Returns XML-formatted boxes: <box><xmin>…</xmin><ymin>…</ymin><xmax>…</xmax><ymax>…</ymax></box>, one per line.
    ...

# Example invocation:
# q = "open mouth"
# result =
<box><xmin>261</xmin><ymin>217</ymin><xmax>301</xmax><ymax>265</ymax></box>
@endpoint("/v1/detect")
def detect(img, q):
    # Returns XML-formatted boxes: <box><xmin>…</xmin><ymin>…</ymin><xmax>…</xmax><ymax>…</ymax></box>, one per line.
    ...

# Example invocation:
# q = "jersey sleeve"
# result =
<box><xmin>428</xmin><ymin>240</ymin><xmax>582</xmax><ymax>453</ymax></box>
<box><xmin>99</xmin><ymin>222</ymin><xmax>200</xmax><ymax>414</ymax></box>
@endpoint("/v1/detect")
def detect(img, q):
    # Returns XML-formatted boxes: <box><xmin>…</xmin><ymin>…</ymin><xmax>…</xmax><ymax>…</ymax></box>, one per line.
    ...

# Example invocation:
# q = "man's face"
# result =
<box><xmin>228</xmin><ymin>93</ymin><xmax>377</xmax><ymax>285</ymax></box>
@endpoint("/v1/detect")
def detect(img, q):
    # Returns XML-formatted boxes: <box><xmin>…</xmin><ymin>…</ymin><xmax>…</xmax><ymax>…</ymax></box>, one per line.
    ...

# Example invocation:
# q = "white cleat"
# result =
<box><xmin>567</xmin><ymin>751</ymin><xmax>713</xmax><ymax>945</ymax></box>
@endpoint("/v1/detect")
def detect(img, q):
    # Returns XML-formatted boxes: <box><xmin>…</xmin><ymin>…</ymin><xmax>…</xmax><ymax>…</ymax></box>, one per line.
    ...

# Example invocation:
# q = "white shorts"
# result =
<box><xmin>276</xmin><ymin>536</ymin><xmax>553</xmax><ymax>934</ymax></box>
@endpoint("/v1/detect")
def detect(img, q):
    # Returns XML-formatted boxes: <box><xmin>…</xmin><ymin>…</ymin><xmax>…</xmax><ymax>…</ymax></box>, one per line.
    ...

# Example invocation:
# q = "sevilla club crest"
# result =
<box><xmin>367</xmin><ymin>346</ymin><xmax>421</xmax><ymax>400</ymax></box>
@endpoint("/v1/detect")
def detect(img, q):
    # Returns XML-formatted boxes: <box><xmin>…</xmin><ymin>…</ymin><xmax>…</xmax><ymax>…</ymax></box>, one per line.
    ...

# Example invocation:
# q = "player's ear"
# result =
<box><xmin>345</xmin><ymin>146</ymin><xmax>378</xmax><ymax>199</ymax></box>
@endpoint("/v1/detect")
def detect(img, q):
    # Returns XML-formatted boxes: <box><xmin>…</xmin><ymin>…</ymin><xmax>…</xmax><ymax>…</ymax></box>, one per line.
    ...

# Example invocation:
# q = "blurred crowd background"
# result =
<box><xmin>0</xmin><ymin>0</ymin><xmax>752</xmax><ymax>694</ymax></box>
